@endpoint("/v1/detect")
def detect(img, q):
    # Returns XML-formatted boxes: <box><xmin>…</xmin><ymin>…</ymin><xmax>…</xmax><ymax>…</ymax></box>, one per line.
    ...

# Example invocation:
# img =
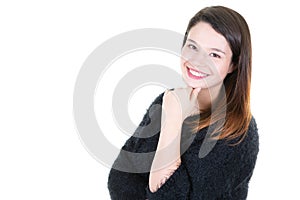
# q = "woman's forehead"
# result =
<box><xmin>187</xmin><ymin>22</ymin><xmax>231</xmax><ymax>54</ymax></box>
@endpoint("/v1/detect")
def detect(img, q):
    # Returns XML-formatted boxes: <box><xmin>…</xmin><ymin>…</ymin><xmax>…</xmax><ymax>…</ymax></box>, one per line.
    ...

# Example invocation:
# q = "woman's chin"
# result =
<box><xmin>186</xmin><ymin>83</ymin><xmax>204</xmax><ymax>89</ymax></box>
<box><xmin>184</xmin><ymin>79</ymin><xmax>205</xmax><ymax>89</ymax></box>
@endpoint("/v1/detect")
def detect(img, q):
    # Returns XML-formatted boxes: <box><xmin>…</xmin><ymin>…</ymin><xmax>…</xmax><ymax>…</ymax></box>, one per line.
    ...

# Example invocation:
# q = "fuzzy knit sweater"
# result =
<box><xmin>108</xmin><ymin>92</ymin><xmax>259</xmax><ymax>200</ymax></box>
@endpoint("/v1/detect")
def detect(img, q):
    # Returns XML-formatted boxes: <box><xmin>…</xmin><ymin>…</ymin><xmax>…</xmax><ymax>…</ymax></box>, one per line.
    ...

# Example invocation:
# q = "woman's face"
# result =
<box><xmin>181</xmin><ymin>22</ymin><xmax>233</xmax><ymax>89</ymax></box>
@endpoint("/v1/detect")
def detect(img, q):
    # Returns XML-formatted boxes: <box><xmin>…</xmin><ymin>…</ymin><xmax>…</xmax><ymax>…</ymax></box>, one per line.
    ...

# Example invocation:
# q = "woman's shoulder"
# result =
<box><xmin>149</xmin><ymin>91</ymin><xmax>165</xmax><ymax>106</ymax></box>
<box><xmin>243</xmin><ymin>116</ymin><xmax>259</xmax><ymax>149</ymax></box>
<box><xmin>148</xmin><ymin>89</ymin><xmax>175</xmax><ymax>107</ymax></box>
<box><xmin>224</xmin><ymin>116</ymin><xmax>259</xmax><ymax>147</ymax></box>
<box><xmin>201</xmin><ymin>116</ymin><xmax>259</xmax><ymax>160</ymax></box>
<box><xmin>219</xmin><ymin>116</ymin><xmax>259</xmax><ymax>160</ymax></box>
<box><xmin>242</xmin><ymin>115</ymin><xmax>259</xmax><ymax>154</ymax></box>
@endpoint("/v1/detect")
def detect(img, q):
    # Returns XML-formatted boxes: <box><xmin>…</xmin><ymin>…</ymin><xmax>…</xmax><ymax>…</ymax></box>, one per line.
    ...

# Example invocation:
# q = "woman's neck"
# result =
<box><xmin>197</xmin><ymin>84</ymin><xmax>223</xmax><ymax>112</ymax></box>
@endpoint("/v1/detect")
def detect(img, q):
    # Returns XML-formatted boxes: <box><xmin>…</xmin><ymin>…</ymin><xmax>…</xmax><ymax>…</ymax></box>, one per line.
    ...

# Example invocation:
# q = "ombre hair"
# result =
<box><xmin>183</xmin><ymin>6</ymin><xmax>252</xmax><ymax>143</ymax></box>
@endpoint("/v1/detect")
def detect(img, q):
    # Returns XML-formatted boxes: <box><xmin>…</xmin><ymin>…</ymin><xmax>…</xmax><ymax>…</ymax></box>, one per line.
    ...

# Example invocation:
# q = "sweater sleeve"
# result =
<box><xmin>146</xmin><ymin>163</ymin><xmax>191</xmax><ymax>199</ymax></box>
<box><xmin>107</xmin><ymin>93</ymin><xmax>164</xmax><ymax>200</ymax></box>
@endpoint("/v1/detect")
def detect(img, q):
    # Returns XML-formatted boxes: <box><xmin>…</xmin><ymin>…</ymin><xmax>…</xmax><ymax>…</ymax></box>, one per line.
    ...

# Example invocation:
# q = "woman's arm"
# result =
<box><xmin>148</xmin><ymin>88</ymin><xmax>200</xmax><ymax>199</ymax></box>
<box><xmin>148</xmin><ymin>116</ymin><xmax>182</xmax><ymax>192</ymax></box>
<box><xmin>108</xmin><ymin>88</ymin><xmax>201</xmax><ymax>200</ymax></box>
<box><xmin>107</xmin><ymin>93</ymin><xmax>164</xmax><ymax>200</ymax></box>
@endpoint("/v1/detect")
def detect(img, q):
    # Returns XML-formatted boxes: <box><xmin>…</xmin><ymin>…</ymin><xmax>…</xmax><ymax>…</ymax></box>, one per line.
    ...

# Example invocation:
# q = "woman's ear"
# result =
<box><xmin>227</xmin><ymin>63</ymin><xmax>234</xmax><ymax>74</ymax></box>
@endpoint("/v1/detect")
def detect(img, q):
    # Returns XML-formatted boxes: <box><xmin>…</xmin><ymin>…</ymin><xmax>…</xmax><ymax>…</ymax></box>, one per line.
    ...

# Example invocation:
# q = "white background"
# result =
<box><xmin>1</xmin><ymin>0</ymin><xmax>300</xmax><ymax>199</ymax></box>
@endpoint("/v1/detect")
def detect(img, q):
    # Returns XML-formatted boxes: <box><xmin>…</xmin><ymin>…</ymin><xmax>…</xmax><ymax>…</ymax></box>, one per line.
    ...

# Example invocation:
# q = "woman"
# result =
<box><xmin>108</xmin><ymin>6</ymin><xmax>259</xmax><ymax>199</ymax></box>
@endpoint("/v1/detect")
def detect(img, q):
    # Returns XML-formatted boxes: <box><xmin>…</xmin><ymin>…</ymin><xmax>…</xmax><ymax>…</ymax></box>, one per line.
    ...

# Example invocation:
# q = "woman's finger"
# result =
<box><xmin>190</xmin><ymin>87</ymin><xmax>201</xmax><ymax>101</ymax></box>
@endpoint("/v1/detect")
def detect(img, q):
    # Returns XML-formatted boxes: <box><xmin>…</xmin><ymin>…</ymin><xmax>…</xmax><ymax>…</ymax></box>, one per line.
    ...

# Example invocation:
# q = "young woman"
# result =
<box><xmin>108</xmin><ymin>6</ymin><xmax>259</xmax><ymax>199</ymax></box>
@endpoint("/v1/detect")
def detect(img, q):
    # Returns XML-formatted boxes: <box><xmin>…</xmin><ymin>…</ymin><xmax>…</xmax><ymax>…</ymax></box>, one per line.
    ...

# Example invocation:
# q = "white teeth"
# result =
<box><xmin>189</xmin><ymin>68</ymin><xmax>208</xmax><ymax>77</ymax></box>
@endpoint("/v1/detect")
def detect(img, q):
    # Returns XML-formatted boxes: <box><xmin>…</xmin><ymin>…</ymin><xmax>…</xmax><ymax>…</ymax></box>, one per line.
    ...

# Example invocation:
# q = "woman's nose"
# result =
<box><xmin>189</xmin><ymin>50</ymin><xmax>210</xmax><ymax>68</ymax></box>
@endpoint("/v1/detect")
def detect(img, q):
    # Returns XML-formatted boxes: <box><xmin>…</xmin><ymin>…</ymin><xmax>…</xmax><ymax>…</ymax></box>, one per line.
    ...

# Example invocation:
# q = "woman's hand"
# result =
<box><xmin>162</xmin><ymin>87</ymin><xmax>201</xmax><ymax>125</ymax></box>
<box><xmin>149</xmin><ymin>87</ymin><xmax>201</xmax><ymax>192</ymax></box>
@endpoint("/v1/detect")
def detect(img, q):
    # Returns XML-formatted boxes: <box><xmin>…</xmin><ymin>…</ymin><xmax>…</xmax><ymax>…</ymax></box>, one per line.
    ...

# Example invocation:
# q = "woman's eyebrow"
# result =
<box><xmin>187</xmin><ymin>39</ymin><xmax>226</xmax><ymax>55</ymax></box>
<box><xmin>187</xmin><ymin>39</ymin><xmax>197</xmax><ymax>44</ymax></box>
<box><xmin>210</xmin><ymin>48</ymin><xmax>226</xmax><ymax>55</ymax></box>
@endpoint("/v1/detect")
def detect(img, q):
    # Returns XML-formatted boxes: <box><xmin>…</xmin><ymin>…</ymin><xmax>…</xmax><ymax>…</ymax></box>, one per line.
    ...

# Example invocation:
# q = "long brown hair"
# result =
<box><xmin>183</xmin><ymin>6</ymin><xmax>252</xmax><ymax>143</ymax></box>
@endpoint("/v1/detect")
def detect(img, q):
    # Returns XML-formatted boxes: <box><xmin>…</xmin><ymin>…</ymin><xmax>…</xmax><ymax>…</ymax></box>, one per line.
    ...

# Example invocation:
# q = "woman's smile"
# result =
<box><xmin>186</xmin><ymin>65</ymin><xmax>210</xmax><ymax>80</ymax></box>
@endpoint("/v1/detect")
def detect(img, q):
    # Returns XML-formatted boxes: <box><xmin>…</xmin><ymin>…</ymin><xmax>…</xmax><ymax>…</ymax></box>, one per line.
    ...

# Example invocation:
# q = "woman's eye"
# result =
<box><xmin>209</xmin><ymin>53</ymin><xmax>221</xmax><ymax>58</ymax></box>
<box><xmin>188</xmin><ymin>44</ymin><xmax>197</xmax><ymax>50</ymax></box>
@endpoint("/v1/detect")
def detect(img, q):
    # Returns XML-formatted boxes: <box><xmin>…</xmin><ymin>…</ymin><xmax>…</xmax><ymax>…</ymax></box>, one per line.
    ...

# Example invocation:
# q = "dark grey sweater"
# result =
<box><xmin>108</xmin><ymin>92</ymin><xmax>259</xmax><ymax>199</ymax></box>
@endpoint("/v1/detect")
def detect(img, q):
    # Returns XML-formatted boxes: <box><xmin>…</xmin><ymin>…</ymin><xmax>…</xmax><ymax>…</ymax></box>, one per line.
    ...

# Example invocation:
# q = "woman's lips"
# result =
<box><xmin>186</xmin><ymin>66</ymin><xmax>209</xmax><ymax>80</ymax></box>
